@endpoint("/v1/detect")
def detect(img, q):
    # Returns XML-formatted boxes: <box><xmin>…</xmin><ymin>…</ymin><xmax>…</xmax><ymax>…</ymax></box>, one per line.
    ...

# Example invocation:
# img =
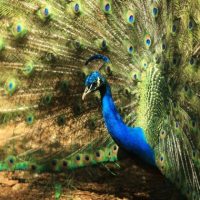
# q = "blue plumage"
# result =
<box><xmin>0</xmin><ymin>0</ymin><xmax>199</xmax><ymax>198</ymax></box>
<box><xmin>85</xmin><ymin>71</ymin><xmax>105</xmax><ymax>86</ymax></box>
<box><xmin>101</xmin><ymin>84</ymin><xmax>155</xmax><ymax>166</ymax></box>
<box><xmin>84</xmin><ymin>71</ymin><xmax>155</xmax><ymax>166</ymax></box>
<box><xmin>85</xmin><ymin>54</ymin><xmax>110</xmax><ymax>65</ymax></box>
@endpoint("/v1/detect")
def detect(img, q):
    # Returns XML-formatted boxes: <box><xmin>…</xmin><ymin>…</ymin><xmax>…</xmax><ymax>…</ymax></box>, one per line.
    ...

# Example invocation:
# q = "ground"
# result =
<box><xmin>0</xmin><ymin>156</ymin><xmax>185</xmax><ymax>200</ymax></box>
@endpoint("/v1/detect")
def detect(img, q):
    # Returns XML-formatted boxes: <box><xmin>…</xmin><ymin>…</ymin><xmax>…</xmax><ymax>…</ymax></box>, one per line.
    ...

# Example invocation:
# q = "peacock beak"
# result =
<box><xmin>82</xmin><ymin>86</ymin><xmax>91</xmax><ymax>100</ymax></box>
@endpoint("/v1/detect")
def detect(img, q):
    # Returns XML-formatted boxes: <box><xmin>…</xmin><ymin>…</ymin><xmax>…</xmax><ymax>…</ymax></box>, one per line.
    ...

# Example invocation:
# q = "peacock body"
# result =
<box><xmin>0</xmin><ymin>0</ymin><xmax>199</xmax><ymax>199</ymax></box>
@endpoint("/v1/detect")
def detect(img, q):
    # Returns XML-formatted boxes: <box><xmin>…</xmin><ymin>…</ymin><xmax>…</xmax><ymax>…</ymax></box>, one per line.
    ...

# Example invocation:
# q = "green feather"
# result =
<box><xmin>0</xmin><ymin>0</ymin><xmax>199</xmax><ymax>199</ymax></box>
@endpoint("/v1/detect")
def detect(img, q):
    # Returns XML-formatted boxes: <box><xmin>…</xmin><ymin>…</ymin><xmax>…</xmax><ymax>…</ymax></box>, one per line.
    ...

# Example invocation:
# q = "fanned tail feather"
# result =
<box><xmin>0</xmin><ymin>0</ymin><xmax>199</xmax><ymax>199</ymax></box>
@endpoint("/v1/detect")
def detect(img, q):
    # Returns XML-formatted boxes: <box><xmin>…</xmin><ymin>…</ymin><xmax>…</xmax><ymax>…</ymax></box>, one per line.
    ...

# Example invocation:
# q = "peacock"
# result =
<box><xmin>0</xmin><ymin>0</ymin><xmax>199</xmax><ymax>199</ymax></box>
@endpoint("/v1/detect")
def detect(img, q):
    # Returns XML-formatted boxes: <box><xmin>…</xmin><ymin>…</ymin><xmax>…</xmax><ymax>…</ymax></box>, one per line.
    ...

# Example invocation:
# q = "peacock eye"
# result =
<box><xmin>92</xmin><ymin>82</ymin><xmax>97</xmax><ymax>88</ymax></box>
<box><xmin>105</xmin><ymin>3</ymin><xmax>111</xmax><ymax>12</ymax></box>
<box><xmin>152</xmin><ymin>7</ymin><xmax>158</xmax><ymax>17</ymax></box>
<box><xmin>144</xmin><ymin>34</ymin><xmax>152</xmax><ymax>48</ymax></box>
<box><xmin>188</xmin><ymin>18</ymin><xmax>195</xmax><ymax>30</ymax></box>
<box><xmin>9</xmin><ymin>83</ymin><xmax>13</xmax><ymax>89</ymax></box>
<box><xmin>128</xmin><ymin>46</ymin><xmax>133</xmax><ymax>54</ymax></box>
<box><xmin>9</xmin><ymin>158</ymin><xmax>14</xmax><ymax>164</ymax></box>
<box><xmin>190</xmin><ymin>57</ymin><xmax>194</xmax><ymax>65</ymax></box>
<box><xmin>17</xmin><ymin>25</ymin><xmax>22</xmax><ymax>33</ymax></box>
<box><xmin>129</xmin><ymin>15</ymin><xmax>134</xmax><ymax>23</ymax></box>
<box><xmin>44</xmin><ymin>8</ymin><xmax>49</xmax><ymax>16</ymax></box>
<box><xmin>189</xmin><ymin>56</ymin><xmax>196</xmax><ymax>66</ymax></box>
<box><xmin>74</xmin><ymin>3</ymin><xmax>80</xmax><ymax>13</ymax></box>
<box><xmin>102</xmin><ymin>40</ymin><xmax>107</xmax><ymax>49</ymax></box>
<box><xmin>126</xmin><ymin>11</ymin><xmax>135</xmax><ymax>24</ymax></box>
<box><xmin>188</xmin><ymin>21</ymin><xmax>193</xmax><ymax>29</ymax></box>
<box><xmin>172</xmin><ymin>24</ymin><xmax>176</xmax><ymax>32</ymax></box>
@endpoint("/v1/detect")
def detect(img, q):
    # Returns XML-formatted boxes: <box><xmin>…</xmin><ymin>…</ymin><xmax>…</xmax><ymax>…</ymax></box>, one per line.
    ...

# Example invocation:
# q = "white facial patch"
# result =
<box><xmin>97</xmin><ymin>77</ymin><xmax>100</xmax><ymax>87</ymax></box>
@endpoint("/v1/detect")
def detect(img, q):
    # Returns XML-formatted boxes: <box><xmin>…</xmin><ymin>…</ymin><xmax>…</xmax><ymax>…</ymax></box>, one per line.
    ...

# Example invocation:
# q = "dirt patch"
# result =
<box><xmin>0</xmin><ymin>157</ymin><xmax>184</xmax><ymax>200</ymax></box>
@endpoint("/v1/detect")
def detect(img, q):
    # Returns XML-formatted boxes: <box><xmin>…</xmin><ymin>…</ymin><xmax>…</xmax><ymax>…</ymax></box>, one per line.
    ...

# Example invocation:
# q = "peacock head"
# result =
<box><xmin>82</xmin><ymin>71</ymin><xmax>106</xmax><ymax>100</ymax></box>
<box><xmin>82</xmin><ymin>54</ymin><xmax>110</xmax><ymax>100</ymax></box>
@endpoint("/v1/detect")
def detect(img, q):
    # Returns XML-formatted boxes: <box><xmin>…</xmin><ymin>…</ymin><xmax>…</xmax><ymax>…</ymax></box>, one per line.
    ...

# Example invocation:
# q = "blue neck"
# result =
<box><xmin>100</xmin><ymin>83</ymin><xmax>155</xmax><ymax>166</ymax></box>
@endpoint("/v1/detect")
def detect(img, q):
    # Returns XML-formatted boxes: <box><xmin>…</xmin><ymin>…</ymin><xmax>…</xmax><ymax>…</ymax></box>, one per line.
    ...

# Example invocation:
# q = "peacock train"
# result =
<box><xmin>0</xmin><ymin>0</ymin><xmax>199</xmax><ymax>199</ymax></box>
